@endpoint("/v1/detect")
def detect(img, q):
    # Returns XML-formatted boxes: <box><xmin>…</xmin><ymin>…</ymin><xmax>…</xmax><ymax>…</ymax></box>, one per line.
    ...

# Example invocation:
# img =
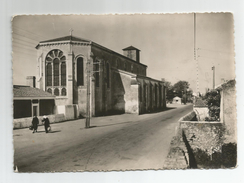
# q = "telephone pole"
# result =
<box><xmin>212</xmin><ymin>66</ymin><xmax>215</xmax><ymax>89</ymax></box>
<box><xmin>194</xmin><ymin>13</ymin><xmax>199</xmax><ymax>96</ymax></box>
<box><xmin>86</xmin><ymin>58</ymin><xmax>91</xmax><ymax>128</ymax></box>
<box><xmin>85</xmin><ymin>54</ymin><xmax>101</xmax><ymax>128</ymax></box>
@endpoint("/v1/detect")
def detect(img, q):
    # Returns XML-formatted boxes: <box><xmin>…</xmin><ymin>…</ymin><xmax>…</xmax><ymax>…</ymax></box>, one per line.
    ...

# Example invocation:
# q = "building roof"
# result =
<box><xmin>13</xmin><ymin>85</ymin><xmax>55</xmax><ymax>99</ymax></box>
<box><xmin>194</xmin><ymin>97</ymin><xmax>207</xmax><ymax>107</ymax></box>
<box><xmin>36</xmin><ymin>35</ymin><xmax>148</xmax><ymax>68</ymax></box>
<box><xmin>122</xmin><ymin>46</ymin><xmax>140</xmax><ymax>51</ymax></box>
<box><xmin>173</xmin><ymin>96</ymin><xmax>181</xmax><ymax>100</ymax></box>
<box><xmin>215</xmin><ymin>79</ymin><xmax>235</xmax><ymax>91</ymax></box>
<box><xmin>39</xmin><ymin>35</ymin><xmax>91</xmax><ymax>43</ymax></box>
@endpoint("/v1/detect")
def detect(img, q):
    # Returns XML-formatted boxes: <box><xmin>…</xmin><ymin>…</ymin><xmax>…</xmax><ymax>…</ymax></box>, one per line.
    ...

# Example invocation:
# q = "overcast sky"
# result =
<box><xmin>12</xmin><ymin>13</ymin><xmax>235</xmax><ymax>93</ymax></box>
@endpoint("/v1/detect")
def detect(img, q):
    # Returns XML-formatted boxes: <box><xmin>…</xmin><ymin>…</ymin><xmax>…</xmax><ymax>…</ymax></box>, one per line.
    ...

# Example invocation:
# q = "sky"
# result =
<box><xmin>12</xmin><ymin>13</ymin><xmax>235</xmax><ymax>94</ymax></box>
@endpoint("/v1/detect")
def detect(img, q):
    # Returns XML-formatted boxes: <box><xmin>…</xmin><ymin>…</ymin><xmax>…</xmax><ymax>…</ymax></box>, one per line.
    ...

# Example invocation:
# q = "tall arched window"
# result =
<box><xmin>106</xmin><ymin>62</ymin><xmax>110</xmax><ymax>88</ymax></box>
<box><xmin>45</xmin><ymin>49</ymin><xmax>66</xmax><ymax>96</ymax></box>
<box><xmin>46</xmin><ymin>63</ymin><xmax>52</xmax><ymax>86</ymax></box>
<box><xmin>61</xmin><ymin>62</ymin><xmax>66</xmax><ymax>86</ymax></box>
<box><xmin>53</xmin><ymin>58</ymin><xmax>59</xmax><ymax>86</ymax></box>
<box><xmin>77</xmin><ymin>57</ymin><xmax>84</xmax><ymax>86</ymax></box>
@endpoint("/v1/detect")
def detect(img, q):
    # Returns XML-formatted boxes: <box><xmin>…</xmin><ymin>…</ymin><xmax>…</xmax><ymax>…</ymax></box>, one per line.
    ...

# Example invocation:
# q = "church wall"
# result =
<box><xmin>71</xmin><ymin>45</ymin><xmax>91</xmax><ymax>117</ymax></box>
<box><xmin>111</xmin><ymin>71</ymin><xmax>139</xmax><ymax>114</ymax></box>
<box><xmin>37</xmin><ymin>45</ymin><xmax>71</xmax><ymax>106</ymax></box>
<box><xmin>37</xmin><ymin>44</ymin><xmax>92</xmax><ymax>118</ymax></box>
<box><xmin>136</xmin><ymin>77</ymin><xmax>166</xmax><ymax>114</ymax></box>
<box><xmin>91</xmin><ymin>46</ymin><xmax>147</xmax><ymax>116</ymax></box>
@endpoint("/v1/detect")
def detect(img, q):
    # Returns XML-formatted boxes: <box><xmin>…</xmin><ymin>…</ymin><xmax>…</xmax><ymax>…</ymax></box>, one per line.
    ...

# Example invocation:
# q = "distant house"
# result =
<box><xmin>172</xmin><ymin>96</ymin><xmax>181</xmax><ymax>104</ymax></box>
<box><xmin>13</xmin><ymin>85</ymin><xmax>56</xmax><ymax>119</ymax></box>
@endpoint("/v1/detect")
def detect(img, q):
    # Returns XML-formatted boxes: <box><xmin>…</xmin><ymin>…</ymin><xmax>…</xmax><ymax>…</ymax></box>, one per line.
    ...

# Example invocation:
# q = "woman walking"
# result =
<box><xmin>31</xmin><ymin>116</ymin><xmax>39</xmax><ymax>133</ymax></box>
<box><xmin>42</xmin><ymin>115</ymin><xmax>50</xmax><ymax>133</ymax></box>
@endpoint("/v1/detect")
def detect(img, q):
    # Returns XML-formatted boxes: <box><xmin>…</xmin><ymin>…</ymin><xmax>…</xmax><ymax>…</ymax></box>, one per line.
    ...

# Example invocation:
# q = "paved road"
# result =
<box><xmin>14</xmin><ymin>104</ymin><xmax>193</xmax><ymax>172</ymax></box>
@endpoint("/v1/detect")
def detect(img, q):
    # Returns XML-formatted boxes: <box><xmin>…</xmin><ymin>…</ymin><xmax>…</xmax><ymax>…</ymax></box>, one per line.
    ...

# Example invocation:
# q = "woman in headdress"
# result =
<box><xmin>31</xmin><ymin>116</ymin><xmax>39</xmax><ymax>133</ymax></box>
<box><xmin>42</xmin><ymin>115</ymin><xmax>50</xmax><ymax>133</ymax></box>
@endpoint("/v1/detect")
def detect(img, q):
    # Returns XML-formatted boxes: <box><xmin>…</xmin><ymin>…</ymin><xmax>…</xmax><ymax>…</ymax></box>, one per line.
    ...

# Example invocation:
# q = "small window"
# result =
<box><xmin>54</xmin><ymin>88</ymin><xmax>59</xmax><ymax>96</ymax></box>
<box><xmin>61</xmin><ymin>88</ymin><xmax>66</xmax><ymax>96</ymax></box>
<box><xmin>47</xmin><ymin>88</ymin><xmax>52</xmax><ymax>94</ymax></box>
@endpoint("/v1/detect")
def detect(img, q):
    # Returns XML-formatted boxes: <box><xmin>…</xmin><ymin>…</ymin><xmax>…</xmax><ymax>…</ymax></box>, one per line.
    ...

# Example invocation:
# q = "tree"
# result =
<box><xmin>205</xmin><ymin>89</ymin><xmax>221</xmax><ymax>121</ymax></box>
<box><xmin>164</xmin><ymin>81</ymin><xmax>175</xmax><ymax>103</ymax></box>
<box><xmin>173</xmin><ymin>81</ymin><xmax>190</xmax><ymax>98</ymax></box>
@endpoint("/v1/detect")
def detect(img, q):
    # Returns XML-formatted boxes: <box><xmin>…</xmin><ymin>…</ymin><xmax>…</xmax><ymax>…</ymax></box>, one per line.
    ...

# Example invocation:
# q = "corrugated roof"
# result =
<box><xmin>13</xmin><ymin>85</ymin><xmax>55</xmax><ymax>98</ymax></box>
<box><xmin>122</xmin><ymin>46</ymin><xmax>140</xmax><ymax>51</ymax></box>
<box><xmin>40</xmin><ymin>36</ymin><xmax>91</xmax><ymax>43</ymax></box>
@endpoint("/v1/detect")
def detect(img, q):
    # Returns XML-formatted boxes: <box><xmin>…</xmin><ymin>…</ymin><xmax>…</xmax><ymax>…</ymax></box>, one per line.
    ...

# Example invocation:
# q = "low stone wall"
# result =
<box><xmin>182</xmin><ymin>111</ymin><xmax>197</xmax><ymax>121</ymax></box>
<box><xmin>13</xmin><ymin>114</ymin><xmax>65</xmax><ymax>129</ymax></box>
<box><xmin>193</xmin><ymin>107</ymin><xmax>209</xmax><ymax>121</ymax></box>
<box><xmin>180</xmin><ymin>121</ymin><xmax>224</xmax><ymax>155</ymax></box>
<box><xmin>164</xmin><ymin>111</ymin><xmax>236</xmax><ymax>169</ymax></box>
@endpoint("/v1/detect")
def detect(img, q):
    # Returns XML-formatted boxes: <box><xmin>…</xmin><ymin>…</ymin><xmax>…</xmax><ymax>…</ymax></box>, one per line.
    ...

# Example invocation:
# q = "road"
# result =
<box><xmin>14</xmin><ymin>104</ymin><xmax>193</xmax><ymax>172</ymax></box>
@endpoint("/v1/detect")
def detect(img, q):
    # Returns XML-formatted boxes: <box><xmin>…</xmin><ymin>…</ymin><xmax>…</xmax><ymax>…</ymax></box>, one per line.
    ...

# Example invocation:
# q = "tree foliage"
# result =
<box><xmin>204</xmin><ymin>90</ymin><xmax>221</xmax><ymax>121</ymax></box>
<box><xmin>165</xmin><ymin>80</ymin><xmax>192</xmax><ymax>103</ymax></box>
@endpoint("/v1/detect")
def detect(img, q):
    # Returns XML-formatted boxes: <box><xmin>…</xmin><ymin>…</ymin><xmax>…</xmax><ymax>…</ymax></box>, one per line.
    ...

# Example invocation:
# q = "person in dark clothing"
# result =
<box><xmin>32</xmin><ymin>116</ymin><xmax>39</xmax><ymax>133</ymax></box>
<box><xmin>42</xmin><ymin>115</ymin><xmax>50</xmax><ymax>133</ymax></box>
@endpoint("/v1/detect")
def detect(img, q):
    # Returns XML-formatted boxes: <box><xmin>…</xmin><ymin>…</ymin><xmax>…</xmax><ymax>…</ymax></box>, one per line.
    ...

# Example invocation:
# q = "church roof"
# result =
<box><xmin>122</xmin><ymin>46</ymin><xmax>140</xmax><ymax>51</ymax></box>
<box><xmin>13</xmin><ymin>85</ymin><xmax>55</xmax><ymax>99</ymax></box>
<box><xmin>40</xmin><ymin>35</ymin><xmax>91</xmax><ymax>43</ymax></box>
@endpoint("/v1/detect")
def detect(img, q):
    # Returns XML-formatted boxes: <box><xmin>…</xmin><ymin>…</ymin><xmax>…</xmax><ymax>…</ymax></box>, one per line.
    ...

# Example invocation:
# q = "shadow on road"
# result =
<box><xmin>33</xmin><ymin>130</ymin><xmax>61</xmax><ymax>134</ymax></box>
<box><xmin>81</xmin><ymin>121</ymin><xmax>135</xmax><ymax>130</ymax></box>
<box><xmin>48</xmin><ymin>130</ymin><xmax>61</xmax><ymax>133</ymax></box>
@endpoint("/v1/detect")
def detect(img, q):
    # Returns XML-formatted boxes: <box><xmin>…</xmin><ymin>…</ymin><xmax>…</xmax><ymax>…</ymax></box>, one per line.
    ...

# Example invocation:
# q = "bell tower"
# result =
<box><xmin>123</xmin><ymin>46</ymin><xmax>140</xmax><ymax>63</ymax></box>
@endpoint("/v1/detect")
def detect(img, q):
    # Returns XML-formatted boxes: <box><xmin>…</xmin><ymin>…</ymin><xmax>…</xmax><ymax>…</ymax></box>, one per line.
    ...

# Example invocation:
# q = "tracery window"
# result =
<box><xmin>45</xmin><ymin>49</ymin><xmax>66</xmax><ymax>96</ymax></box>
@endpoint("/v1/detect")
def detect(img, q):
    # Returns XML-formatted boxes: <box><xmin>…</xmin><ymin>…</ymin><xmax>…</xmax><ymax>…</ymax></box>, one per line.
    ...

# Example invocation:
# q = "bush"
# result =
<box><xmin>205</xmin><ymin>90</ymin><xmax>220</xmax><ymax>121</ymax></box>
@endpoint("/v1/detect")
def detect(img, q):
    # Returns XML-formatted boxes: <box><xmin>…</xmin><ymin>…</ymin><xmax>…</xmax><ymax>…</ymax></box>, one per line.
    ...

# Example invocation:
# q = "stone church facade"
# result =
<box><xmin>35</xmin><ymin>35</ymin><xmax>166</xmax><ymax>117</ymax></box>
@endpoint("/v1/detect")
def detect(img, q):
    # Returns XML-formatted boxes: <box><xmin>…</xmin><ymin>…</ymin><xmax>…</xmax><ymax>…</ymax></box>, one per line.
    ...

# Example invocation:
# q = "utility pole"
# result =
<box><xmin>85</xmin><ymin>54</ymin><xmax>101</xmax><ymax>129</ymax></box>
<box><xmin>212</xmin><ymin>66</ymin><xmax>215</xmax><ymax>89</ymax></box>
<box><xmin>86</xmin><ymin>58</ymin><xmax>91</xmax><ymax>128</ymax></box>
<box><xmin>194</xmin><ymin>13</ymin><xmax>199</xmax><ymax>96</ymax></box>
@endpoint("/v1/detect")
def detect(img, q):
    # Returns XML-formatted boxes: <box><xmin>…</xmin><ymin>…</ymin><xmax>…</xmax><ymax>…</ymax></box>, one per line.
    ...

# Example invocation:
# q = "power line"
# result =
<box><xmin>13</xmin><ymin>40</ymin><xmax>35</xmax><ymax>48</ymax></box>
<box><xmin>12</xmin><ymin>36</ymin><xmax>37</xmax><ymax>45</ymax></box>
<box><xmin>12</xmin><ymin>50</ymin><xmax>37</xmax><ymax>57</ymax></box>
<box><xmin>198</xmin><ymin>55</ymin><xmax>232</xmax><ymax>61</ymax></box>
<box><xmin>13</xmin><ymin>26</ymin><xmax>48</xmax><ymax>40</ymax></box>
<box><xmin>12</xmin><ymin>54</ymin><xmax>36</xmax><ymax>60</ymax></box>
<box><xmin>12</xmin><ymin>32</ymin><xmax>40</xmax><ymax>42</ymax></box>
<box><xmin>198</xmin><ymin>48</ymin><xmax>234</xmax><ymax>55</ymax></box>
<box><xmin>13</xmin><ymin>44</ymin><xmax>36</xmax><ymax>51</ymax></box>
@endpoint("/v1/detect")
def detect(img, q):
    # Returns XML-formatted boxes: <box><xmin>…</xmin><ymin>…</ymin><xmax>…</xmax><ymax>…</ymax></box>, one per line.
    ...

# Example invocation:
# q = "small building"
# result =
<box><xmin>13</xmin><ymin>84</ymin><xmax>56</xmax><ymax>119</ymax></box>
<box><xmin>172</xmin><ymin>96</ymin><xmax>181</xmax><ymax>104</ymax></box>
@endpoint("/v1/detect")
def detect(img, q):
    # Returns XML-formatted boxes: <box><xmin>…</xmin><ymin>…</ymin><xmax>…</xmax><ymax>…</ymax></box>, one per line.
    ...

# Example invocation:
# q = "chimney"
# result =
<box><xmin>122</xmin><ymin>46</ymin><xmax>140</xmax><ymax>62</ymax></box>
<box><xmin>161</xmin><ymin>78</ymin><xmax>165</xmax><ymax>82</ymax></box>
<box><xmin>26</xmin><ymin>76</ymin><xmax>36</xmax><ymax>88</ymax></box>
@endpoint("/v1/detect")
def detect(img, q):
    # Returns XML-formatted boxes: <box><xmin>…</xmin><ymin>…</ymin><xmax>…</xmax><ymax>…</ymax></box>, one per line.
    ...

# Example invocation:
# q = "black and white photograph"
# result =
<box><xmin>12</xmin><ymin>13</ymin><xmax>236</xmax><ymax>172</ymax></box>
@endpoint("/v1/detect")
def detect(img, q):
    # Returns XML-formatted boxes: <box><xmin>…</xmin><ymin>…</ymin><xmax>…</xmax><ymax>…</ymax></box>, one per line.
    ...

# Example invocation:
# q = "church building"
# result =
<box><xmin>35</xmin><ymin>34</ymin><xmax>166</xmax><ymax>118</ymax></box>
